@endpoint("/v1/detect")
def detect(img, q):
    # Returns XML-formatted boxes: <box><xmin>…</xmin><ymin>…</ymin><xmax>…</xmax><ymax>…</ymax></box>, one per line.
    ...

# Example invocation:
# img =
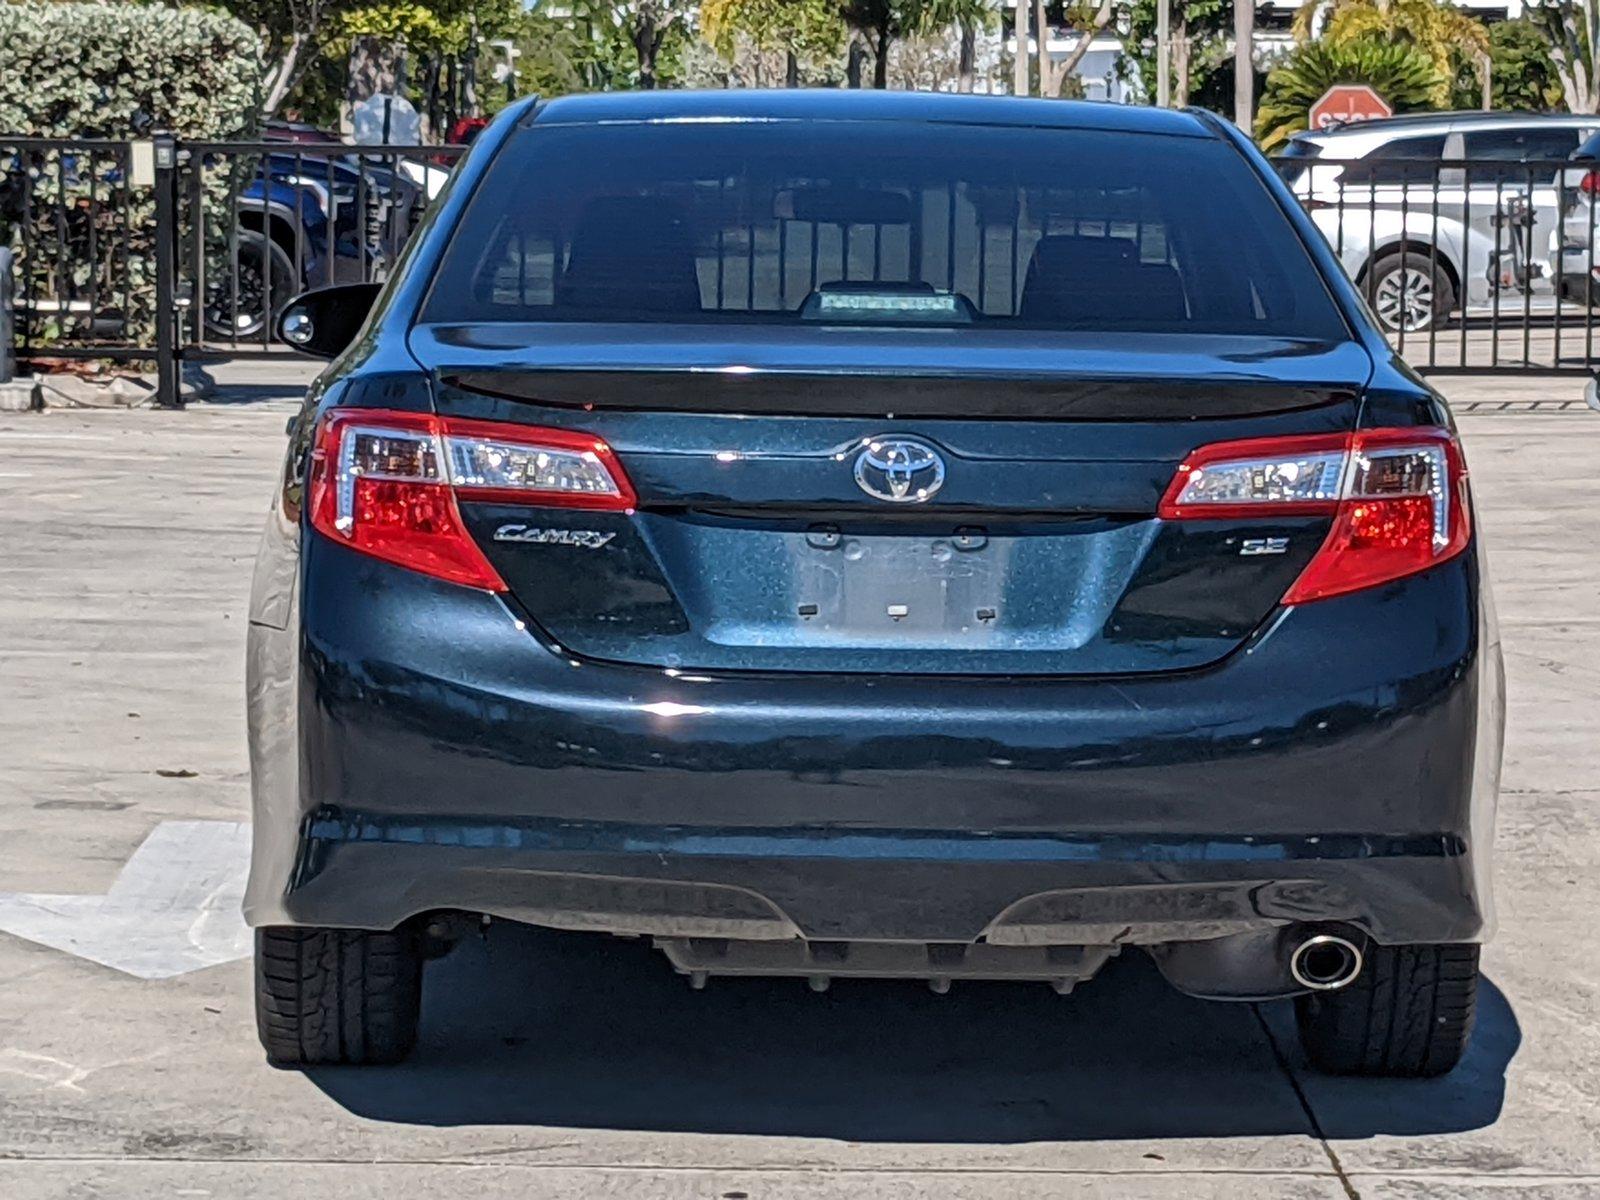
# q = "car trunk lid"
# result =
<box><xmin>411</xmin><ymin>325</ymin><xmax>1370</xmax><ymax>676</ymax></box>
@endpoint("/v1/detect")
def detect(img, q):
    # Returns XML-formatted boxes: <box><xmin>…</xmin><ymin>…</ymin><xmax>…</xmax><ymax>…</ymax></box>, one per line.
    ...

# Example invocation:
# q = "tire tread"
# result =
<box><xmin>254</xmin><ymin>926</ymin><xmax>420</xmax><ymax>1067</ymax></box>
<box><xmin>1296</xmin><ymin>942</ymin><xmax>1478</xmax><ymax>1077</ymax></box>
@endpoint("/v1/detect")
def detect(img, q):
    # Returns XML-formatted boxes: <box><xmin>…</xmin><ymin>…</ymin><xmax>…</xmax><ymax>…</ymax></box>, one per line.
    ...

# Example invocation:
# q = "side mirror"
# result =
<box><xmin>275</xmin><ymin>282</ymin><xmax>383</xmax><ymax>359</ymax></box>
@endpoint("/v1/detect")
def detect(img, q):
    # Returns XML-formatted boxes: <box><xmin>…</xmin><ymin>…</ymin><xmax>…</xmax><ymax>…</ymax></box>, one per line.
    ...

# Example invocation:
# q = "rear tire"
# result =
<box><xmin>255</xmin><ymin>926</ymin><xmax>422</xmax><ymax>1067</ymax></box>
<box><xmin>1295</xmin><ymin>943</ymin><xmax>1479</xmax><ymax>1077</ymax></box>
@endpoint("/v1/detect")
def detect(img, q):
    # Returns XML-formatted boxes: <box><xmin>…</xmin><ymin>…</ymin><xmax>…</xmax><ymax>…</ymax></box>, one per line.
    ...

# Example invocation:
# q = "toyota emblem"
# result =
<box><xmin>853</xmin><ymin>438</ymin><xmax>946</xmax><ymax>504</ymax></box>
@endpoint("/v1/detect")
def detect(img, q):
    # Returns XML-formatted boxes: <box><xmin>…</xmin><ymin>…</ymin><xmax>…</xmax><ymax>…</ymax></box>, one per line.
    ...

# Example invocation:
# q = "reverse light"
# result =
<box><xmin>1160</xmin><ymin>427</ymin><xmax>1471</xmax><ymax>604</ymax></box>
<box><xmin>309</xmin><ymin>409</ymin><xmax>635</xmax><ymax>590</ymax></box>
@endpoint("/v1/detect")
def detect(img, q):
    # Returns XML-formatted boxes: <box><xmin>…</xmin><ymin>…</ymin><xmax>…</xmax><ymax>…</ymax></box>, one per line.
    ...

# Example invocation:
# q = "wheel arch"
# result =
<box><xmin>237</xmin><ymin>204</ymin><xmax>308</xmax><ymax>276</ymax></box>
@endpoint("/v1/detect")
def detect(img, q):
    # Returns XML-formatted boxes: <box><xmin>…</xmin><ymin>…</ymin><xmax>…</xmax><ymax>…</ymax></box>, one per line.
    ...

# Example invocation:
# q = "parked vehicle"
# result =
<box><xmin>248</xmin><ymin>91</ymin><xmax>1503</xmax><ymax>1076</ymax></box>
<box><xmin>1553</xmin><ymin>129</ymin><xmax>1600</xmax><ymax>308</ymax></box>
<box><xmin>205</xmin><ymin>151</ymin><xmax>425</xmax><ymax>340</ymax></box>
<box><xmin>1278</xmin><ymin>112</ymin><xmax>1600</xmax><ymax>331</ymax></box>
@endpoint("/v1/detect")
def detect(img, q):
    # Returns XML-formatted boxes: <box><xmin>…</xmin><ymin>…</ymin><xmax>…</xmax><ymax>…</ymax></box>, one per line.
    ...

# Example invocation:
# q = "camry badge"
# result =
<box><xmin>493</xmin><ymin>525</ymin><xmax>616</xmax><ymax>549</ymax></box>
<box><xmin>853</xmin><ymin>438</ymin><xmax>946</xmax><ymax>504</ymax></box>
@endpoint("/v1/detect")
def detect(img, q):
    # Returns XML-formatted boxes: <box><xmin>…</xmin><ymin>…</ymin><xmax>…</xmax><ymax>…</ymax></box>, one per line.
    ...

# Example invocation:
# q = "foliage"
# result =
<box><xmin>0</xmin><ymin>3</ymin><xmax>261</xmax><ymax>137</ymax></box>
<box><xmin>333</xmin><ymin>0</ymin><xmax>521</xmax><ymax>57</ymax></box>
<box><xmin>1119</xmin><ymin>0</ymin><xmax>1233</xmax><ymax>105</ymax></box>
<box><xmin>890</xmin><ymin>20</ymin><xmax>1002</xmax><ymax>91</ymax></box>
<box><xmin>1297</xmin><ymin>0</ymin><xmax>1488</xmax><ymax>107</ymax></box>
<box><xmin>210</xmin><ymin>0</ymin><xmax>353</xmax><ymax>118</ymax></box>
<box><xmin>701</xmin><ymin>0</ymin><xmax>846</xmax><ymax>66</ymax></box>
<box><xmin>0</xmin><ymin>3</ymin><xmax>263</xmax><ymax>347</ymax></box>
<box><xmin>510</xmin><ymin>7</ymin><xmax>613</xmax><ymax>97</ymax></box>
<box><xmin>1451</xmin><ymin>17</ymin><xmax>1565</xmax><ymax>111</ymax></box>
<box><xmin>835</xmin><ymin>0</ymin><xmax>914</xmax><ymax>87</ymax></box>
<box><xmin>1255</xmin><ymin>37</ymin><xmax>1443</xmax><ymax>151</ymax></box>
<box><xmin>1524</xmin><ymin>0</ymin><xmax>1600</xmax><ymax>113</ymax></box>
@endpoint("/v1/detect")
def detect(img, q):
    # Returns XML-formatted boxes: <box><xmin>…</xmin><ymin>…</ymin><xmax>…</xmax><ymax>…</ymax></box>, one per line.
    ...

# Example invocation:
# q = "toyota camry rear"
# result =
<box><xmin>246</xmin><ymin>92</ymin><xmax>1502</xmax><ymax>1077</ymax></box>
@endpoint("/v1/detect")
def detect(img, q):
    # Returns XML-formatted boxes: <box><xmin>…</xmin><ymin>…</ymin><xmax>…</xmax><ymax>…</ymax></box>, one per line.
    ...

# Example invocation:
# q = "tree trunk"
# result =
<box><xmin>1173</xmin><ymin>4</ymin><xmax>1190</xmax><ymax>108</ymax></box>
<box><xmin>1156</xmin><ymin>0</ymin><xmax>1170</xmax><ymax>105</ymax></box>
<box><xmin>873</xmin><ymin>27</ymin><xmax>890</xmax><ymax>88</ymax></box>
<box><xmin>957</xmin><ymin>18</ymin><xmax>975</xmax><ymax>93</ymax></box>
<box><xmin>1034</xmin><ymin>0</ymin><xmax>1054</xmax><ymax>96</ymax></box>
<box><xmin>1053</xmin><ymin>0</ymin><xmax>1113</xmax><ymax>98</ymax></box>
<box><xmin>261</xmin><ymin>33</ymin><xmax>310</xmax><ymax>118</ymax></box>
<box><xmin>847</xmin><ymin>35</ymin><xmax>866</xmax><ymax>88</ymax></box>
<box><xmin>1012</xmin><ymin>0</ymin><xmax>1029</xmax><ymax>96</ymax></box>
<box><xmin>462</xmin><ymin>15</ymin><xmax>481</xmax><ymax>114</ymax></box>
<box><xmin>1539</xmin><ymin>3</ymin><xmax>1600</xmax><ymax>113</ymax></box>
<box><xmin>786</xmin><ymin>49</ymin><xmax>800</xmax><ymax>87</ymax></box>
<box><xmin>1233</xmin><ymin>0</ymin><xmax>1254</xmax><ymax>131</ymax></box>
<box><xmin>420</xmin><ymin>53</ymin><xmax>441</xmax><ymax>140</ymax></box>
<box><xmin>634</xmin><ymin>15</ymin><xmax>661</xmax><ymax>89</ymax></box>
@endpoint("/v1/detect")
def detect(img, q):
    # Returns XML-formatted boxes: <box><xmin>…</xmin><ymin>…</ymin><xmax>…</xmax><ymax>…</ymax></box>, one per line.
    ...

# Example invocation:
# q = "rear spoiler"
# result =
<box><xmin>439</xmin><ymin>368</ymin><xmax>1356</xmax><ymax>422</ymax></box>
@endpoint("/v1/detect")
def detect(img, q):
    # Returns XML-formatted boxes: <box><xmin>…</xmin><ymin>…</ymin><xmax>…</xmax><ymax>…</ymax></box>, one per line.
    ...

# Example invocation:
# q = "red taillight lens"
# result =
<box><xmin>308</xmin><ymin>409</ymin><xmax>636</xmax><ymax>590</ymax></box>
<box><xmin>1160</xmin><ymin>427</ymin><xmax>1471</xmax><ymax>604</ymax></box>
<box><xmin>1581</xmin><ymin>169</ymin><xmax>1600</xmax><ymax>196</ymax></box>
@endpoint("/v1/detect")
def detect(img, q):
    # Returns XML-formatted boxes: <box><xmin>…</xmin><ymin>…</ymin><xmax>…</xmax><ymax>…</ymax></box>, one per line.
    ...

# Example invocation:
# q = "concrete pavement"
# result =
<box><xmin>0</xmin><ymin>372</ymin><xmax>1595</xmax><ymax>1198</ymax></box>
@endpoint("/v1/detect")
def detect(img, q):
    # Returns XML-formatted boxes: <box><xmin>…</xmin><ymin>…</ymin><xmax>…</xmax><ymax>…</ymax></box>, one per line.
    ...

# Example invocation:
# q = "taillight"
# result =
<box><xmin>308</xmin><ymin>409</ymin><xmax>635</xmax><ymax>590</ymax></box>
<box><xmin>1160</xmin><ymin>427</ymin><xmax>1471</xmax><ymax>604</ymax></box>
<box><xmin>1581</xmin><ymin>169</ymin><xmax>1600</xmax><ymax>196</ymax></box>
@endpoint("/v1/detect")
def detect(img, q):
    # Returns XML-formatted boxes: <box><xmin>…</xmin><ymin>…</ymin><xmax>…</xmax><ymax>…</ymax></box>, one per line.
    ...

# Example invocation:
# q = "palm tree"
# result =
<box><xmin>1293</xmin><ymin>0</ymin><xmax>1489</xmax><ymax>107</ymax></box>
<box><xmin>1256</xmin><ymin>37</ymin><xmax>1442</xmax><ymax>151</ymax></box>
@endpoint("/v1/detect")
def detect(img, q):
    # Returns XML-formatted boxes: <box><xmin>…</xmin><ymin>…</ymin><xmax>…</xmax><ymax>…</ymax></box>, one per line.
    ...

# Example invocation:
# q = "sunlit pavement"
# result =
<box><xmin>0</xmin><ymin>370</ymin><xmax>1595</xmax><ymax>1198</ymax></box>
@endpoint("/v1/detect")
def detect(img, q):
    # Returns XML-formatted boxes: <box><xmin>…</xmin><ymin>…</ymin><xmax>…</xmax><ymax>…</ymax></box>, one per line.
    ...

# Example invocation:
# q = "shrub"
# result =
<box><xmin>0</xmin><ymin>3</ymin><xmax>261</xmax><ymax>138</ymax></box>
<box><xmin>0</xmin><ymin>4</ymin><xmax>263</xmax><ymax>349</ymax></box>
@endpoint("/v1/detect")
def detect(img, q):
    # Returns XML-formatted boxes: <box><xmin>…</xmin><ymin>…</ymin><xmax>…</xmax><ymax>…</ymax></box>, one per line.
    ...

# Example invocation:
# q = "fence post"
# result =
<box><xmin>152</xmin><ymin>132</ymin><xmax>181</xmax><ymax>408</ymax></box>
<box><xmin>0</xmin><ymin>246</ymin><xmax>12</xmax><ymax>385</ymax></box>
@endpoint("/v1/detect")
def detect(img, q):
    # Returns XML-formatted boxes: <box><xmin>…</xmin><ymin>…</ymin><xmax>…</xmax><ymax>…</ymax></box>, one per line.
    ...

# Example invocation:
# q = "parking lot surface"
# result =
<box><xmin>0</xmin><ymin>370</ymin><xmax>1596</xmax><ymax>1198</ymax></box>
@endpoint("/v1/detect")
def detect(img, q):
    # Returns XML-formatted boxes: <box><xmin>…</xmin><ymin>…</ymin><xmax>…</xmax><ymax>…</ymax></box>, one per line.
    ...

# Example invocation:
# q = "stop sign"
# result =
<box><xmin>1309</xmin><ymin>85</ymin><xmax>1393</xmax><ymax>131</ymax></box>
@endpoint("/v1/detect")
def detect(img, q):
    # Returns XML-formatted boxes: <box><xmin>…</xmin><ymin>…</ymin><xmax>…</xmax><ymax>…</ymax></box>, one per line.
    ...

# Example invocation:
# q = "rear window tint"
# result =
<box><xmin>421</xmin><ymin>120</ymin><xmax>1347</xmax><ymax>339</ymax></box>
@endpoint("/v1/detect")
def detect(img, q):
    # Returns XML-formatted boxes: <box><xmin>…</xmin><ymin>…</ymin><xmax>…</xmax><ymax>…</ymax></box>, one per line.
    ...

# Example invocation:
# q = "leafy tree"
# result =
<box><xmin>1255</xmin><ymin>37</ymin><xmax>1442</xmax><ymax>151</ymax></box>
<box><xmin>701</xmin><ymin>0</ymin><xmax>846</xmax><ymax>84</ymax></box>
<box><xmin>1119</xmin><ymin>0</ymin><xmax>1233</xmax><ymax>106</ymax></box>
<box><xmin>1451</xmin><ymin>17</ymin><xmax>1565</xmax><ymax>112</ymax></box>
<box><xmin>204</xmin><ymin>0</ymin><xmax>356</xmax><ymax>117</ymax></box>
<box><xmin>1029</xmin><ymin>0</ymin><xmax>1114</xmax><ymax>98</ymax></box>
<box><xmin>331</xmin><ymin>0</ymin><xmax>519</xmax><ymax>120</ymax></box>
<box><xmin>913</xmin><ymin>0</ymin><xmax>994</xmax><ymax>92</ymax></box>
<box><xmin>1525</xmin><ymin>0</ymin><xmax>1600</xmax><ymax>113</ymax></box>
<box><xmin>1295</xmin><ymin>0</ymin><xmax>1489</xmax><ymax>107</ymax></box>
<box><xmin>836</xmin><ymin>0</ymin><xmax>913</xmax><ymax>87</ymax></box>
<box><xmin>510</xmin><ymin>5</ymin><xmax>620</xmax><ymax>97</ymax></box>
<box><xmin>608</xmin><ymin>0</ymin><xmax>698</xmax><ymax>87</ymax></box>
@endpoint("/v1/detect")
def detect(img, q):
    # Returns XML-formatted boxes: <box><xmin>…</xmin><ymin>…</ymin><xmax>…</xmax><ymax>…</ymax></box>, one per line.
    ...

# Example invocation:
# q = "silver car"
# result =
<box><xmin>1279</xmin><ymin>113</ymin><xmax>1599</xmax><ymax>331</ymax></box>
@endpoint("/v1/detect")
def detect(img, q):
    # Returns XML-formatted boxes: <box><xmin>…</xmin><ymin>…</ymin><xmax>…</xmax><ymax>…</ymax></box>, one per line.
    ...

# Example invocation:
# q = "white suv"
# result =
<box><xmin>1278</xmin><ymin>113</ymin><xmax>1599</xmax><ymax>332</ymax></box>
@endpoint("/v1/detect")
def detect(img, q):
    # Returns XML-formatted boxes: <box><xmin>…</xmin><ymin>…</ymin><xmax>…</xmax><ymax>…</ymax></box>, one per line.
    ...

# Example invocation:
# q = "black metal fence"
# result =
<box><xmin>4</xmin><ymin>138</ymin><xmax>1600</xmax><ymax>403</ymax></box>
<box><xmin>0</xmin><ymin>134</ymin><xmax>464</xmax><ymax>399</ymax></box>
<box><xmin>1276</xmin><ymin>153</ymin><xmax>1600</xmax><ymax>374</ymax></box>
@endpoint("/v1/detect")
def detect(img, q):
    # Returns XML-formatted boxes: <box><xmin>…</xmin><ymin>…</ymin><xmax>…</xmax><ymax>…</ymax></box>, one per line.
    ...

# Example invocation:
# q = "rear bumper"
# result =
<box><xmin>246</xmin><ymin>532</ymin><xmax>1503</xmax><ymax>948</ymax></box>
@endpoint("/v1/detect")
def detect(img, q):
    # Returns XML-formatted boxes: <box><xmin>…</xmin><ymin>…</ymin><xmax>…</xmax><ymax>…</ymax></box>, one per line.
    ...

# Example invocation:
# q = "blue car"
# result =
<box><xmin>248</xmin><ymin>92</ymin><xmax>1503</xmax><ymax>1076</ymax></box>
<box><xmin>206</xmin><ymin>151</ymin><xmax>422</xmax><ymax>340</ymax></box>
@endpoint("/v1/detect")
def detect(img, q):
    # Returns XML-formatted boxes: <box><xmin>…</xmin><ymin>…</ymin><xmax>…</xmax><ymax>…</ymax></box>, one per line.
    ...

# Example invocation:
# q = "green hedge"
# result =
<box><xmin>0</xmin><ymin>3</ymin><xmax>262</xmax><ymax>138</ymax></box>
<box><xmin>0</xmin><ymin>5</ymin><xmax>264</xmax><ymax>351</ymax></box>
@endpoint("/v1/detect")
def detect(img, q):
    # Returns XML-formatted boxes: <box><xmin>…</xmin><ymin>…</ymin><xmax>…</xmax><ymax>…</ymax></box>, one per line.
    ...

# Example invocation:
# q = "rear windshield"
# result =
<box><xmin>421</xmin><ymin>120</ymin><xmax>1348</xmax><ymax>339</ymax></box>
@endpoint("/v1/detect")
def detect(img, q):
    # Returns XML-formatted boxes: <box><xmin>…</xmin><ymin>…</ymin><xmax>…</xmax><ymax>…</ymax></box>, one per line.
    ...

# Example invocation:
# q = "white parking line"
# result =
<box><xmin>0</xmin><ymin>821</ymin><xmax>251</xmax><ymax>980</ymax></box>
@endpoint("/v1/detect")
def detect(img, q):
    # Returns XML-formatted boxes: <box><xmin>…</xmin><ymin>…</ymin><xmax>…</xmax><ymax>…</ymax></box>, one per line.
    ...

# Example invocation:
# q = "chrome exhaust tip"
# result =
<box><xmin>1289</xmin><ymin>933</ymin><xmax>1364</xmax><ymax>991</ymax></box>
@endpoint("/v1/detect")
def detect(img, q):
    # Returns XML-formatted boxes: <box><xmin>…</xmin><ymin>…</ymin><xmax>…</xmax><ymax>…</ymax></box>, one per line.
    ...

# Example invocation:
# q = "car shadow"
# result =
<box><xmin>308</xmin><ymin>921</ymin><xmax>1518</xmax><ymax>1142</ymax></box>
